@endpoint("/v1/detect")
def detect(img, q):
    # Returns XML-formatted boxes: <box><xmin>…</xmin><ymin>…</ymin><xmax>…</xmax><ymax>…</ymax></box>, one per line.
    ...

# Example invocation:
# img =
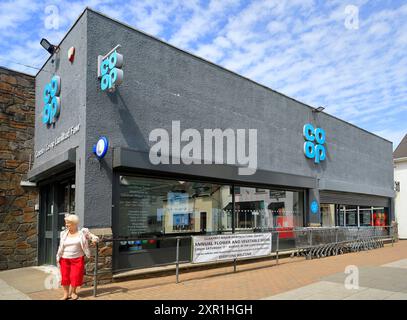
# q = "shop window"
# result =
<box><xmin>335</xmin><ymin>205</ymin><xmax>388</xmax><ymax>227</ymax></box>
<box><xmin>116</xmin><ymin>176</ymin><xmax>305</xmax><ymax>269</ymax></box>
<box><xmin>359</xmin><ymin>206</ymin><xmax>372</xmax><ymax>226</ymax></box>
<box><xmin>337</xmin><ymin>205</ymin><xmax>345</xmax><ymax>226</ymax></box>
<box><xmin>345</xmin><ymin>205</ymin><xmax>358</xmax><ymax>227</ymax></box>
<box><xmin>372</xmin><ymin>207</ymin><xmax>388</xmax><ymax>226</ymax></box>
<box><xmin>321</xmin><ymin>204</ymin><xmax>335</xmax><ymax>227</ymax></box>
<box><xmin>233</xmin><ymin>186</ymin><xmax>304</xmax><ymax>231</ymax></box>
<box><xmin>118</xmin><ymin>176</ymin><xmax>233</xmax><ymax>239</ymax></box>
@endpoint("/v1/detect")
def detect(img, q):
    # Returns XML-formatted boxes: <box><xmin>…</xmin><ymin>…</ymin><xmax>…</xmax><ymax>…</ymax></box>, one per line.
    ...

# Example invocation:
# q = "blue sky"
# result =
<box><xmin>1</xmin><ymin>0</ymin><xmax>406</xmax><ymax>148</ymax></box>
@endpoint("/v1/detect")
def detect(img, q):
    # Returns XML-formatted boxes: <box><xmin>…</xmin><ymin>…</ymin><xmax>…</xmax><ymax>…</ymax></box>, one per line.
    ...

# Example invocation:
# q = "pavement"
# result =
<box><xmin>0</xmin><ymin>265</ymin><xmax>59</xmax><ymax>300</ymax></box>
<box><xmin>1</xmin><ymin>240</ymin><xmax>407</xmax><ymax>300</ymax></box>
<box><xmin>263</xmin><ymin>261</ymin><xmax>407</xmax><ymax>300</ymax></box>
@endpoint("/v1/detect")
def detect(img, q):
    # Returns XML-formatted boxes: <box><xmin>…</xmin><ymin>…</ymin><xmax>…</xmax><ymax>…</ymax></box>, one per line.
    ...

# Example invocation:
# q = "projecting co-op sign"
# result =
<box><xmin>303</xmin><ymin>123</ymin><xmax>326</xmax><ymax>164</ymax></box>
<box><xmin>99</xmin><ymin>49</ymin><xmax>123</xmax><ymax>91</ymax></box>
<box><xmin>42</xmin><ymin>75</ymin><xmax>61</xmax><ymax>125</ymax></box>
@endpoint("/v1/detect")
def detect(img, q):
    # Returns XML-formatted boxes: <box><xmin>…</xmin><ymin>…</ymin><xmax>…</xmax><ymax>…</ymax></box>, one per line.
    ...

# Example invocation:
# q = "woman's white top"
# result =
<box><xmin>57</xmin><ymin>228</ymin><xmax>99</xmax><ymax>264</ymax></box>
<box><xmin>61</xmin><ymin>234</ymin><xmax>84</xmax><ymax>259</ymax></box>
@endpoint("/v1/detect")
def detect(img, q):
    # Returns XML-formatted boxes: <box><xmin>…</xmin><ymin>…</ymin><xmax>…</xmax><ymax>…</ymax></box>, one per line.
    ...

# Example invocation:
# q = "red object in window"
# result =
<box><xmin>275</xmin><ymin>216</ymin><xmax>294</xmax><ymax>238</ymax></box>
<box><xmin>148</xmin><ymin>239</ymin><xmax>156</xmax><ymax>244</ymax></box>
<box><xmin>374</xmin><ymin>213</ymin><xmax>382</xmax><ymax>226</ymax></box>
<box><xmin>371</xmin><ymin>213</ymin><xmax>376</xmax><ymax>226</ymax></box>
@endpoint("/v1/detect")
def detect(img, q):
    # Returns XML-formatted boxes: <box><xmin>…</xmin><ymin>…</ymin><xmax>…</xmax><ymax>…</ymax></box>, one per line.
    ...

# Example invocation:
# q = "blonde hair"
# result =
<box><xmin>64</xmin><ymin>214</ymin><xmax>80</xmax><ymax>225</ymax></box>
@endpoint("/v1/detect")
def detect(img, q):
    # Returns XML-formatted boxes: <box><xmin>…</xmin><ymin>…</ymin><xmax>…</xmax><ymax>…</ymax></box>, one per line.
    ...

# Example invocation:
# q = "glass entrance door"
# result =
<box><xmin>39</xmin><ymin>176</ymin><xmax>75</xmax><ymax>265</ymax></box>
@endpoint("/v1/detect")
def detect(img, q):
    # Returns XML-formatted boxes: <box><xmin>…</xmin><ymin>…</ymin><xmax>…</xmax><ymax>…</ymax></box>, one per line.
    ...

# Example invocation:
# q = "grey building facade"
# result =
<box><xmin>28</xmin><ymin>8</ymin><xmax>395</xmax><ymax>270</ymax></box>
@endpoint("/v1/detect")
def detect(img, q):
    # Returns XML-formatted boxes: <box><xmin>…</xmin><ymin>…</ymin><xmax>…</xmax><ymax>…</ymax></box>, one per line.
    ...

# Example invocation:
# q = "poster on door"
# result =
<box><xmin>192</xmin><ymin>233</ymin><xmax>272</xmax><ymax>263</ymax></box>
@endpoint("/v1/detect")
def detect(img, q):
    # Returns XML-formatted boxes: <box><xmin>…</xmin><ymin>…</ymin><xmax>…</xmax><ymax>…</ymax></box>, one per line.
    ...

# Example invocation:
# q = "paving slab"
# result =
<box><xmin>263</xmin><ymin>281</ymin><xmax>369</xmax><ymax>300</ymax></box>
<box><xmin>321</xmin><ymin>266</ymin><xmax>407</xmax><ymax>293</ymax></box>
<box><xmin>343</xmin><ymin>288</ymin><xmax>396</xmax><ymax>300</ymax></box>
<box><xmin>382</xmin><ymin>258</ymin><xmax>407</xmax><ymax>269</ymax></box>
<box><xmin>0</xmin><ymin>266</ymin><xmax>56</xmax><ymax>294</ymax></box>
<box><xmin>263</xmin><ymin>257</ymin><xmax>407</xmax><ymax>300</ymax></box>
<box><xmin>0</xmin><ymin>279</ymin><xmax>30</xmax><ymax>300</ymax></box>
<box><xmin>385</xmin><ymin>292</ymin><xmax>407</xmax><ymax>300</ymax></box>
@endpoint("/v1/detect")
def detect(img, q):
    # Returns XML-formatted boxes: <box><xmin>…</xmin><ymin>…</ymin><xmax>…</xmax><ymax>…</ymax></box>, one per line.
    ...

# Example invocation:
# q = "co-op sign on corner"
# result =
<box><xmin>303</xmin><ymin>123</ymin><xmax>326</xmax><ymax>164</ymax></box>
<box><xmin>98</xmin><ymin>46</ymin><xmax>124</xmax><ymax>91</ymax></box>
<box><xmin>42</xmin><ymin>75</ymin><xmax>61</xmax><ymax>125</ymax></box>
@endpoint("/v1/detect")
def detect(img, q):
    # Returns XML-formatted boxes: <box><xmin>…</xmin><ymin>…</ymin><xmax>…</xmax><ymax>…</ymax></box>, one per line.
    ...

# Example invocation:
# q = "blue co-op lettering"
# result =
<box><xmin>303</xmin><ymin>123</ymin><xmax>326</xmax><ymax>164</ymax></box>
<box><xmin>100</xmin><ymin>50</ymin><xmax>124</xmax><ymax>91</ymax></box>
<box><xmin>42</xmin><ymin>75</ymin><xmax>61</xmax><ymax>125</ymax></box>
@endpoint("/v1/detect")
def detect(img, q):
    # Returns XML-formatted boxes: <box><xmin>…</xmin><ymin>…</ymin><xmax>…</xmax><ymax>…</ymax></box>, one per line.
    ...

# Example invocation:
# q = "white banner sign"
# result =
<box><xmin>192</xmin><ymin>233</ymin><xmax>272</xmax><ymax>264</ymax></box>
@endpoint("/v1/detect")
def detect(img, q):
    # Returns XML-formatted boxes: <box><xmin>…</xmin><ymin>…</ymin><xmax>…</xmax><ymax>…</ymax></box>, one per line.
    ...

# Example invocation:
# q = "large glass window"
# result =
<box><xmin>116</xmin><ymin>175</ymin><xmax>305</xmax><ymax>270</ymax></box>
<box><xmin>359</xmin><ymin>206</ymin><xmax>372</xmax><ymax>226</ymax></box>
<box><xmin>233</xmin><ymin>187</ymin><xmax>304</xmax><ymax>231</ymax></box>
<box><xmin>333</xmin><ymin>204</ymin><xmax>388</xmax><ymax>227</ymax></box>
<box><xmin>345</xmin><ymin>205</ymin><xmax>358</xmax><ymax>227</ymax></box>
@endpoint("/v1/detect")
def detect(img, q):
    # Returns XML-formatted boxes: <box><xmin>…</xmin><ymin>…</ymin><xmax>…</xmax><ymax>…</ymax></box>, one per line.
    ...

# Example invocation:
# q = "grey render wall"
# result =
<box><xmin>32</xmin><ymin>12</ymin><xmax>88</xmax><ymax>225</ymax></box>
<box><xmin>84</xmin><ymin>9</ymin><xmax>394</xmax><ymax>195</ymax></box>
<box><xmin>34</xmin><ymin>13</ymin><xmax>87</xmax><ymax>168</ymax></box>
<box><xmin>32</xmin><ymin>8</ymin><xmax>395</xmax><ymax>229</ymax></box>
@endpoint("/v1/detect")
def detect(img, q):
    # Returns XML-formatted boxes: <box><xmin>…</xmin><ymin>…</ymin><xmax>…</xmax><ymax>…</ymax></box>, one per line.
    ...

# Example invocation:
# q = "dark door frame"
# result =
<box><xmin>38</xmin><ymin>170</ymin><xmax>75</xmax><ymax>265</ymax></box>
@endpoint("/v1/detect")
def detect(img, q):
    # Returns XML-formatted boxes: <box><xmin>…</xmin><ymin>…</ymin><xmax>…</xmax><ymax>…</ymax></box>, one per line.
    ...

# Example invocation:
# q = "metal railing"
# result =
<box><xmin>91</xmin><ymin>226</ymin><xmax>395</xmax><ymax>297</ymax></box>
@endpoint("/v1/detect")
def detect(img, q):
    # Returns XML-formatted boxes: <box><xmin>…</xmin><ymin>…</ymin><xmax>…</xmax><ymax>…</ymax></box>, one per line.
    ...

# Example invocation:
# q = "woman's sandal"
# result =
<box><xmin>70</xmin><ymin>293</ymin><xmax>79</xmax><ymax>300</ymax></box>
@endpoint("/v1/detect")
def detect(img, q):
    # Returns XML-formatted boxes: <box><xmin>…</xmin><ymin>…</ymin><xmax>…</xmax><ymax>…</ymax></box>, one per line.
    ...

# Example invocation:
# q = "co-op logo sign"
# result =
<box><xmin>42</xmin><ymin>75</ymin><xmax>61</xmax><ymax>125</ymax></box>
<box><xmin>98</xmin><ymin>45</ymin><xmax>124</xmax><ymax>92</ymax></box>
<box><xmin>303</xmin><ymin>123</ymin><xmax>326</xmax><ymax>164</ymax></box>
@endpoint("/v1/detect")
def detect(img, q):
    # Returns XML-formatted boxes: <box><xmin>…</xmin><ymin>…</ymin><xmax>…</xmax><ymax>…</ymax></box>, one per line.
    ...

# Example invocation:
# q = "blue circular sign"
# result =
<box><xmin>310</xmin><ymin>200</ymin><xmax>319</xmax><ymax>214</ymax></box>
<box><xmin>93</xmin><ymin>136</ymin><xmax>109</xmax><ymax>159</ymax></box>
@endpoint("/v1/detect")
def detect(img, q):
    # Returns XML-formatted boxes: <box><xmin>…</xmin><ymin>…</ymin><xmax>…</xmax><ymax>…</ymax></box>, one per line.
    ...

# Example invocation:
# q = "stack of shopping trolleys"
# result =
<box><xmin>293</xmin><ymin>227</ymin><xmax>388</xmax><ymax>259</ymax></box>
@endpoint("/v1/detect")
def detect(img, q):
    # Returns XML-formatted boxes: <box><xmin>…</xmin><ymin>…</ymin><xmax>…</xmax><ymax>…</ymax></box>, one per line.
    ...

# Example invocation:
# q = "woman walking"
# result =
<box><xmin>57</xmin><ymin>214</ymin><xmax>99</xmax><ymax>300</ymax></box>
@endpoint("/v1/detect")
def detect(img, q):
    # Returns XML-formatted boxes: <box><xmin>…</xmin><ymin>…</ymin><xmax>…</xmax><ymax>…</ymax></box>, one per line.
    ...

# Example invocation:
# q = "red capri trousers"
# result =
<box><xmin>60</xmin><ymin>256</ymin><xmax>85</xmax><ymax>287</ymax></box>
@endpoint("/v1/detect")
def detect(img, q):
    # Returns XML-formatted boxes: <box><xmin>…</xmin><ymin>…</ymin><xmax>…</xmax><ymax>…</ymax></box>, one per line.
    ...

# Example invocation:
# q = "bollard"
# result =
<box><xmin>175</xmin><ymin>237</ymin><xmax>180</xmax><ymax>283</ymax></box>
<box><xmin>233</xmin><ymin>258</ymin><xmax>237</xmax><ymax>273</ymax></box>
<box><xmin>276</xmin><ymin>232</ymin><xmax>279</xmax><ymax>265</ymax></box>
<box><xmin>93</xmin><ymin>241</ymin><xmax>99</xmax><ymax>297</ymax></box>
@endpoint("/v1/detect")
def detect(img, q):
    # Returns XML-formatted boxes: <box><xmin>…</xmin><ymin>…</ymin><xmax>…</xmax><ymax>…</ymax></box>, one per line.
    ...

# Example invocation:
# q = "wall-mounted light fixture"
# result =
<box><xmin>40</xmin><ymin>38</ymin><xmax>58</xmax><ymax>55</ymax></box>
<box><xmin>313</xmin><ymin>106</ymin><xmax>325</xmax><ymax>113</ymax></box>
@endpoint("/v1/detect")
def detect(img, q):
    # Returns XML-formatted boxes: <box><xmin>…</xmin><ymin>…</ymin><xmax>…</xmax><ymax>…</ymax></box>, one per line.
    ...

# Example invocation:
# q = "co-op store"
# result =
<box><xmin>27</xmin><ymin>8</ymin><xmax>395</xmax><ymax>271</ymax></box>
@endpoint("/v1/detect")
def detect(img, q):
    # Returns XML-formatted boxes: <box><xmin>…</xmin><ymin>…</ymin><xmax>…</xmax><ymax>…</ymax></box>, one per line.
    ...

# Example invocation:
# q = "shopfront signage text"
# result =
<box><xmin>192</xmin><ymin>233</ymin><xmax>271</xmax><ymax>263</ymax></box>
<box><xmin>303</xmin><ymin>123</ymin><xmax>326</xmax><ymax>164</ymax></box>
<box><xmin>35</xmin><ymin>124</ymin><xmax>80</xmax><ymax>158</ymax></box>
<box><xmin>42</xmin><ymin>75</ymin><xmax>61</xmax><ymax>125</ymax></box>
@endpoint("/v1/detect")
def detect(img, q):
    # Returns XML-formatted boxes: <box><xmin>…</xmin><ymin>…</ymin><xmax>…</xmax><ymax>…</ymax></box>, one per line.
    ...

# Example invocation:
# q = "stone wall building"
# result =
<box><xmin>0</xmin><ymin>66</ymin><xmax>38</xmax><ymax>270</ymax></box>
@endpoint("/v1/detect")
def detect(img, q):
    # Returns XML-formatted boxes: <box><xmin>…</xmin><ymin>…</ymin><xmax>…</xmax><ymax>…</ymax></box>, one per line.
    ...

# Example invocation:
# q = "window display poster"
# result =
<box><xmin>168</xmin><ymin>192</ymin><xmax>189</xmax><ymax>213</ymax></box>
<box><xmin>173</xmin><ymin>213</ymin><xmax>189</xmax><ymax>226</ymax></box>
